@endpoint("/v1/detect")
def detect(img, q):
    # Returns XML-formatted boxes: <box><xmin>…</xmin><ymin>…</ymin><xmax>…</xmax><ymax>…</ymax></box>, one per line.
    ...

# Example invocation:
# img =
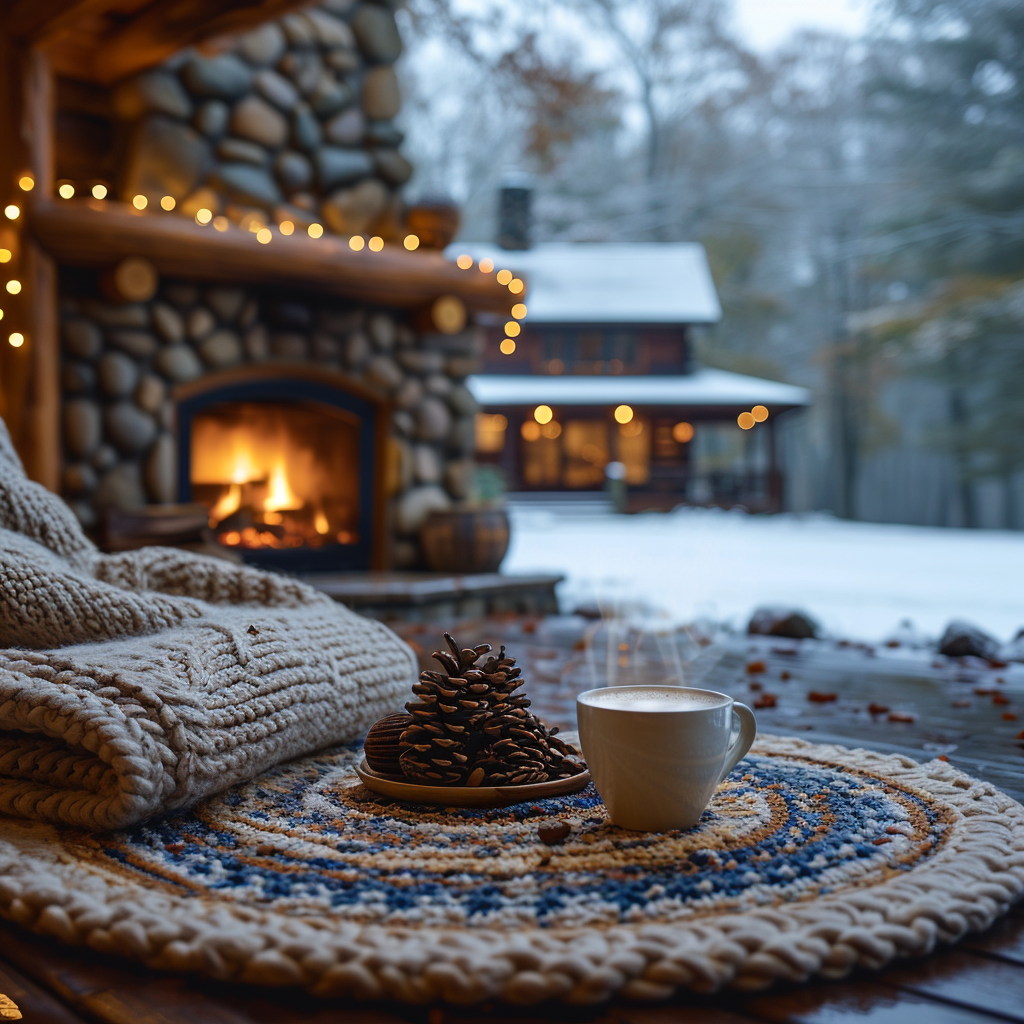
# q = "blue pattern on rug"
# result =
<box><xmin>72</xmin><ymin>746</ymin><xmax>952</xmax><ymax>929</ymax></box>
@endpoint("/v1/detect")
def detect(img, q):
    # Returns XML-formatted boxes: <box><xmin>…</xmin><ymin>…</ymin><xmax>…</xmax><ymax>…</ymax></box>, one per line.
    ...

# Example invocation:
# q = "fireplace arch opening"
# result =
<box><xmin>176</xmin><ymin>369</ymin><xmax>385</xmax><ymax>572</ymax></box>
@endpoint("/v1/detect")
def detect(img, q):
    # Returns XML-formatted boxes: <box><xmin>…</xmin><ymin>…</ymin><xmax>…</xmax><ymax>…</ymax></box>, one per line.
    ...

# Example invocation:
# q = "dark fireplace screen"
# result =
<box><xmin>178</xmin><ymin>378</ymin><xmax>379</xmax><ymax>571</ymax></box>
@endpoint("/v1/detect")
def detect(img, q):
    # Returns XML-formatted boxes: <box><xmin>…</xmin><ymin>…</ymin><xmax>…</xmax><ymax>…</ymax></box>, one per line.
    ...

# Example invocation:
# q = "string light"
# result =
<box><xmin>0</xmin><ymin>309</ymin><xmax>4</xmax><ymax>320</ymax></box>
<box><xmin>256</xmin><ymin>227</ymin><xmax>272</xmax><ymax>244</ymax></box>
<box><xmin>499</xmin><ymin>338</ymin><xmax>516</xmax><ymax>355</ymax></box>
<box><xmin>479</xmin><ymin>258</ymin><xmax>494</xmax><ymax>273</ymax></box>
<box><xmin>213</xmin><ymin>216</ymin><xmax>229</xmax><ymax>232</ymax></box>
<box><xmin>368</xmin><ymin>235</ymin><xmax>384</xmax><ymax>251</ymax></box>
<box><xmin>91</xmin><ymin>184</ymin><xmax>108</xmax><ymax>199</ymax></box>
<box><xmin>508</xmin><ymin>277</ymin><xmax>524</xmax><ymax>294</ymax></box>
<box><xmin>9</xmin><ymin>333</ymin><xmax>24</xmax><ymax>348</ymax></box>
<box><xmin>4</xmin><ymin>205</ymin><xmax>20</xmax><ymax>220</ymax></box>
<box><xmin>614</xmin><ymin>404</ymin><xmax>634</xmax><ymax>425</ymax></box>
<box><xmin>18</xmin><ymin>175</ymin><xmax>33</xmax><ymax>191</ymax></box>
<box><xmin>0</xmin><ymin>250</ymin><xmax>10</xmax><ymax>263</ymax></box>
<box><xmin>308</xmin><ymin>223</ymin><xmax>324</xmax><ymax>239</ymax></box>
<box><xmin>752</xmin><ymin>405</ymin><xmax>769</xmax><ymax>422</ymax></box>
<box><xmin>403</xmin><ymin>234</ymin><xmax>419</xmax><ymax>250</ymax></box>
<box><xmin>160</xmin><ymin>196</ymin><xmax>175</xmax><ymax>211</ymax></box>
<box><xmin>504</xmin><ymin>321</ymin><xmax>520</xmax><ymax>337</ymax></box>
<box><xmin>672</xmin><ymin>421</ymin><xmax>694</xmax><ymax>443</ymax></box>
<box><xmin>534</xmin><ymin>405</ymin><xmax>553</xmax><ymax>425</ymax></box>
<box><xmin>6</xmin><ymin>280</ymin><xmax>21</xmax><ymax>294</ymax></box>
<box><xmin>456</xmin><ymin>254</ymin><xmax>473</xmax><ymax>269</ymax></box>
<box><xmin>496</xmin><ymin>269</ymin><xmax>513</xmax><ymax>285</ymax></box>
<box><xmin>737</xmin><ymin>411</ymin><xmax>755</xmax><ymax>430</ymax></box>
<box><xmin>58</xmin><ymin>184</ymin><xmax>74</xmax><ymax>199</ymax></box>
<box><xmin>195</xmin><ymin>208</ymin><xmax>212</xmax><ymax>225</ymax></box>
<box><xmin>246</xmin><ymin>219</ymin><xmax>263</xmax><ymax>233</ymax></box>
<box><xmin>349</xmin><ymin>236</ymin><xmax>365</xmax><ymax>251</ymax></box>
<box><xmin>132</xmin><ymin>194</ymin><xmax>148</xmax><ymax>210</ymax></box>
<box><xmin>511</xmin><ymin>303</ymin><xmax>527</xmax><ymax>319</ymax></box>
<box><xmin>279</xmin><ymin>220</ymin><xmax>294</xmax><ymax>236</ymax></box>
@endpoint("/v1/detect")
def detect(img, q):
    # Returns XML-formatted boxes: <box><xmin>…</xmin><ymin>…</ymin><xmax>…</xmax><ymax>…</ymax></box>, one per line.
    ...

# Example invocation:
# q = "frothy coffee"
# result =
<box><xmin>578</xmin><ymin>687</ymin><xmax>728</xmax><ymax>712</ymax></box>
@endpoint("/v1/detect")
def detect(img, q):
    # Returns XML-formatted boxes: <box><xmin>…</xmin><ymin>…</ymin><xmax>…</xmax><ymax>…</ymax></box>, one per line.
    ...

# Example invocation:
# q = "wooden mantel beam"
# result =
<box><xmin>29</xmin><ymin>200</ymin><xmax>519</xmax><ymax>315</ymax></box>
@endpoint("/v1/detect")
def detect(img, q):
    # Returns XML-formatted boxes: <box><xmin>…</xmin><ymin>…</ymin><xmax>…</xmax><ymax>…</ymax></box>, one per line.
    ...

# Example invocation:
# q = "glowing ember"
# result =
<box><xmin>190</xmin><ymin>402</ymin><xmax>360</xmax><ymax>552</ymax></box>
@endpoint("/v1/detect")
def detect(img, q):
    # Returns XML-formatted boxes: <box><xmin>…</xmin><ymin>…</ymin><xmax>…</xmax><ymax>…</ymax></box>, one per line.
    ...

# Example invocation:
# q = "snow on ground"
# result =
<box><xmin>503</xmin><ymin>507</ymin><xmax>1024</xmax><ymax>642</ymax></box>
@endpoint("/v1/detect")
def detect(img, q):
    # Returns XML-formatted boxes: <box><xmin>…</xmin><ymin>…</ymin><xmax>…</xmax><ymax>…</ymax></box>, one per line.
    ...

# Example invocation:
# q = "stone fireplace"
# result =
<box><xmin>0</xmin><ymin>0</ymin><xmax>512</xmax><ymax>571</ymax></box>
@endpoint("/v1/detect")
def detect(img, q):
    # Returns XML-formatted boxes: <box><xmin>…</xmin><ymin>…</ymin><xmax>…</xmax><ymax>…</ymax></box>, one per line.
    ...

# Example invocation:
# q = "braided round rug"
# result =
<box><xmin>1</xmin><ymin>733</ymin><xmax>1022</xmax><ymax>1005</ymax></box>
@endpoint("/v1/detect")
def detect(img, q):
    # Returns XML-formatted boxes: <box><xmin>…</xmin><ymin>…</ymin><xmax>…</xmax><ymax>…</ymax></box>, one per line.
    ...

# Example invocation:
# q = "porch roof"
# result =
<box><xmin>466</xmin><ymin>370</ymin><xmax>811</xmax><ymax>410</ymax></box>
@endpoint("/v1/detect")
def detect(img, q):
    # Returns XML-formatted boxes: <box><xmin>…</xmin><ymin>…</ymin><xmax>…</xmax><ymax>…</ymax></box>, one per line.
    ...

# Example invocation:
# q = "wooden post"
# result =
<box><xmin>0</xmin><ymin>35</ymin><xmax>60</xmax><ymax>489</ymax></box>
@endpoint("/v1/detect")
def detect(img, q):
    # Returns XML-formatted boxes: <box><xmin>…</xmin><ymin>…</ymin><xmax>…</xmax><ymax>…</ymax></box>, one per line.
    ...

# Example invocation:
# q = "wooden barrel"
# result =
<box><xmin>420</xmin><ymin>507</ymin><xmax>511</xmax><ymax>574</ymax></box>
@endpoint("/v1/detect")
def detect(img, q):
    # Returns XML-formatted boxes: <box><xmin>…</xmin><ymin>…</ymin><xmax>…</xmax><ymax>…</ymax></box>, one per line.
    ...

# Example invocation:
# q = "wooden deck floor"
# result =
<box><xmin>2</xmin><ymin>613</ymin><xmax>1022</xmax><ymax>1024</ymax></box>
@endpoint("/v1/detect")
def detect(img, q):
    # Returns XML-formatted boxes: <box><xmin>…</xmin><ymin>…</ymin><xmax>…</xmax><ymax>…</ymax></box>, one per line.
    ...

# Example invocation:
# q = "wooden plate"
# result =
<box><xmin>354</xmin><ymin>760</ymin><xmax>591</xmax><ymax>808</ymax></box>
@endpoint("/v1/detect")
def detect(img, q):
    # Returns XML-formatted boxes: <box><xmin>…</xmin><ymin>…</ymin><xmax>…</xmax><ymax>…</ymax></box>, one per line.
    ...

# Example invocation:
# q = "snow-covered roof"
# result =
<box><xmin>466</xmin><ymin>370</ymin><xmax>811</xmax><ymax>409</ymax></box>
<box><xmin>445</xmin><ymin>243</ymin><xmax>722</xmax><ymax>324</ymax></box>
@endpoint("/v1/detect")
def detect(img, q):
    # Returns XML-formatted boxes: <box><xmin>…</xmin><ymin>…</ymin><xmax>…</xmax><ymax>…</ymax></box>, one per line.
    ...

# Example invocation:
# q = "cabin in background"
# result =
<box><xmin>451</xmin><ymin>231</ymin><xmax>810</xmax><ymax>512</ymax></box>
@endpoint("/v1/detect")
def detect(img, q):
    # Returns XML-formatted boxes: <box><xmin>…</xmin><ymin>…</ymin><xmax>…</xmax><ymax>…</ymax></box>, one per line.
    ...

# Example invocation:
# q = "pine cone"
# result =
<box><xmin>399</xmin><ymin>632</ymin><xmax>585</xmax><ymax>786</ymax></box>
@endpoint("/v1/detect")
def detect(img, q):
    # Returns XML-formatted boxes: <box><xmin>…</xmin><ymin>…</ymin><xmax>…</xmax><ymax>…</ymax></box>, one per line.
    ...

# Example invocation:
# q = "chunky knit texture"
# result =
<box><xmin>0</xmin><ymin>420</ymin><xmax>416</xmax><ymax>830</ymax></box>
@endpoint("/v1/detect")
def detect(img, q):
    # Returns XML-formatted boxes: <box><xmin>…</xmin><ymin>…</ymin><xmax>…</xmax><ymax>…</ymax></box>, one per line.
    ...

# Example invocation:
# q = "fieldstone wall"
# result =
<box><xmin>58</xmin><ymin>274</ymin><xmax>482</xmax><ymax>568</ymax></box>
<box><xmin>115</xmin><ymin>0</ymin><xmax>411</xmax><ymax>235</ymax></box>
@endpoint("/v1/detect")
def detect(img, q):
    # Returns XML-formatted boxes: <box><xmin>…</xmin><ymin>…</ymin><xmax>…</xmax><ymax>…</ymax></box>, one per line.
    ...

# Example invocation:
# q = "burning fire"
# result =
<box><xmin>191</xmin><ymin>405</ymin><xmax>358</xmax><ymax>551</ymax></box>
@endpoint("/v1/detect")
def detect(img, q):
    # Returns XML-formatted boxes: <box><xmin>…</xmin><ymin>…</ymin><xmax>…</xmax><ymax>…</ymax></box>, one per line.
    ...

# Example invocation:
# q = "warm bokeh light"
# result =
<box><xmin>534</xmin><ymin>405</ymin><xmax>553</xmax><ymax>425</ymax></box>
<box><xmin>752</xmin><ymin>404</ymin><xmax>769</xmax><ymax>422</ymax></box>
<box><xmin>279</xmin><ymin>220</ymin><xmax>294</xmax><ymax>236</ymax></box>
<box><xmin>672</xmin><ymin>421</ymin><xmax>695</xmax><ymax>443</ymax></box>
<box><xmin>6</xmin><ymin>280</ymin><xmax>21</xmax><ymax>295</ymax></box>
<box><xmin>195</xmin><ymin>208</ymin><xmax>212</xmax><ymax>224</ymax></box>
<box><xmin>511</xmin><ymin>303</ymin><xmax>527</xmax><ymax>319</ymax></box>
<box><xmin>479</xmin><ymin>258</ymin><xmax>494</xmax><ymax>273</ymax></box>
<box><xmin>738</xmin><ymin>411</ymin><xmax>756</xmax><ymax>430</ymax></box>
<box><xmin>160</xmin><ymin>195</ymin><xmax>175</xmax><ymax>211</ymax></box>
<box><xmin>521</xmin><ymin>420</ymin><xmax>541</xmax><ymax>441</ymax></box>
<box><xmin>541</xmin><ymin>421</ymin><xmax>562</xmax><ymax>439</ymax></box>
<box><xmin>508</xmin><ymin>277</ymin><xmax>524</xmax><ymax>294</ymax></box>
<box><xmin>504</xmin><ymin>321</ymin><xmax>521</xmax><ymax>337</ymax></box>
<box><xmin>213</xmin><ymin>216</ymin><xmax>229</xmax><ymax>232</ymax></box>
<box><xmin>18</xmin><ymin>175</ymin><xmax>34</xmax><ymax>192</ymax></box>
<box><xmin>4</xmin><ymin>205</ymin><xmax>20</xmax><ymax>220</ymax></box>
<box><xmin>58</xmin><ymin>183</ymin><xmax>74</xmax><ymax>199</ymax></box>
<box><xmin>456</xmin><ymin>254</ymin><xmax>473</xmax><ymax>269</ymax></box>
<box><xmin>614</xmin><ymin>404</ymin><xmax>634</xmax><ymax>424</ymax></box>
<box><xmin>0</xmin><ymin>309</ymin><xmax>4</xmax><ymax>320</ymax></box>
<box><xmin>0</xmin><ymin>250</ymin><xmax>10</xmax><ymax>263</ymax></box>
<box><xmin>499</xmin><ymin>338</ymin><xmax>516</xmax><ymax>355</ymax></box>
<box><xmin>256</xmin><ymin>227</ymin><xmax>272</xmax><ymax>244</ymax></box>
<box><xmin>308</xmin><ymin>223</ymin><xmax>324</xmax><ymax>239</ymax></box>
<box><xmin>619</xmin><ymin>419</ymin><xmax>643</xmax><ymax>437</ymax></box>
<box><xmin>247</xmin><ymin>219</ymin><xmax>262</xmax><ymax>233</ymax></box>
<box><xmin>91</xmin><ymin>184</ymin><xmax>108</xmax><ymax>200</ymax></box>
<box><xmin>403</xmin><ymin>234</ymin><xmax>419</xmax><ymax>250</ymax></box>
<box><xmin>132</xmin><ymin>194</ymin><xmax>148</xmax><ymax>210</ymax></box>
<box><xmin>9</xmin><ymin>333</ymin><xmax>24</xmax><ymax>348</ymax></box>
<box><xmin>349</xmin><ymin>235</ymin><xmax>365</xmax><ymax>251</ymax></box>
<box><xmin>368</xmin><ymin>235</ymin><xmax>384</xmax><ymax>251</ymax></box>
<box><xmin>496</xmin><ymin>269</ymin><xmax>513</xmax><ymax>285</ymax></box>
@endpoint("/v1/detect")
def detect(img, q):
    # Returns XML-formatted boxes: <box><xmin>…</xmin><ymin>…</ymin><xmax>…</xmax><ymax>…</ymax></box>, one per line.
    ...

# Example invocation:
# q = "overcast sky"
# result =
<box><xmin>734</xmin><ymin>0</ymin><xmax>868</xmax><ymax>51</ymax></box>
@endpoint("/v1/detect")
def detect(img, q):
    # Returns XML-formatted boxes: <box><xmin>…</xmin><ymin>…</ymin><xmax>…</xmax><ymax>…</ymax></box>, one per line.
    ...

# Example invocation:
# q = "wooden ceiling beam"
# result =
<box><xmin>29</xmin><ymin>199</ymin><xmax>517</xmax><ymax>314</ymax></box>
<box><xmin>4</xmin><ymin>0</ymin><xmax>320</xmax><ymax>83</ymax></box>
<box><xmin>3</xmin><ymin>0</ymin><xmax>122</xmax><ymax>46</ymax></box>
<box><xmin>79</xmin><ymin>0</ymin><xmax>316</xmax><ymax>84</ymax></box>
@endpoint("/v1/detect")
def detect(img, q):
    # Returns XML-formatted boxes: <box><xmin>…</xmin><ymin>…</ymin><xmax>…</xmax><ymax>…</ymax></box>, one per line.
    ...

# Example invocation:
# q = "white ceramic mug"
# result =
<box><xmin>576</xmin><ymin>685</ymin><xmax>757</xmax><ymax>831</ymax></box>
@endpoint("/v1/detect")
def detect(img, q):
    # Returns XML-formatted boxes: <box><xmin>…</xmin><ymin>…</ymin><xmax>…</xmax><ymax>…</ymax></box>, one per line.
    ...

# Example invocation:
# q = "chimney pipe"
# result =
<box><xmin>497</xmin><ymin>172</ymin><xmax>532</xmax><ymax>250</ymax></box>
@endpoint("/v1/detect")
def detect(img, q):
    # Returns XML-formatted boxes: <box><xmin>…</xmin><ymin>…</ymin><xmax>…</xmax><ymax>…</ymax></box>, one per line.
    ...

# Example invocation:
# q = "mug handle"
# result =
<box><xmin>718</xmin><ymin>702</ymin><xmax>757</xmax><ymax>783</ymax></box>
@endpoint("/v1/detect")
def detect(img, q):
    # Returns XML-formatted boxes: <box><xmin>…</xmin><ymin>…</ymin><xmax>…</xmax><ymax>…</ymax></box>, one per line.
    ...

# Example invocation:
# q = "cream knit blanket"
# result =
<box><xmin>0</xmin><ymin>420</ymin><xmax>416</xmax><ymax>830</ymax></box>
